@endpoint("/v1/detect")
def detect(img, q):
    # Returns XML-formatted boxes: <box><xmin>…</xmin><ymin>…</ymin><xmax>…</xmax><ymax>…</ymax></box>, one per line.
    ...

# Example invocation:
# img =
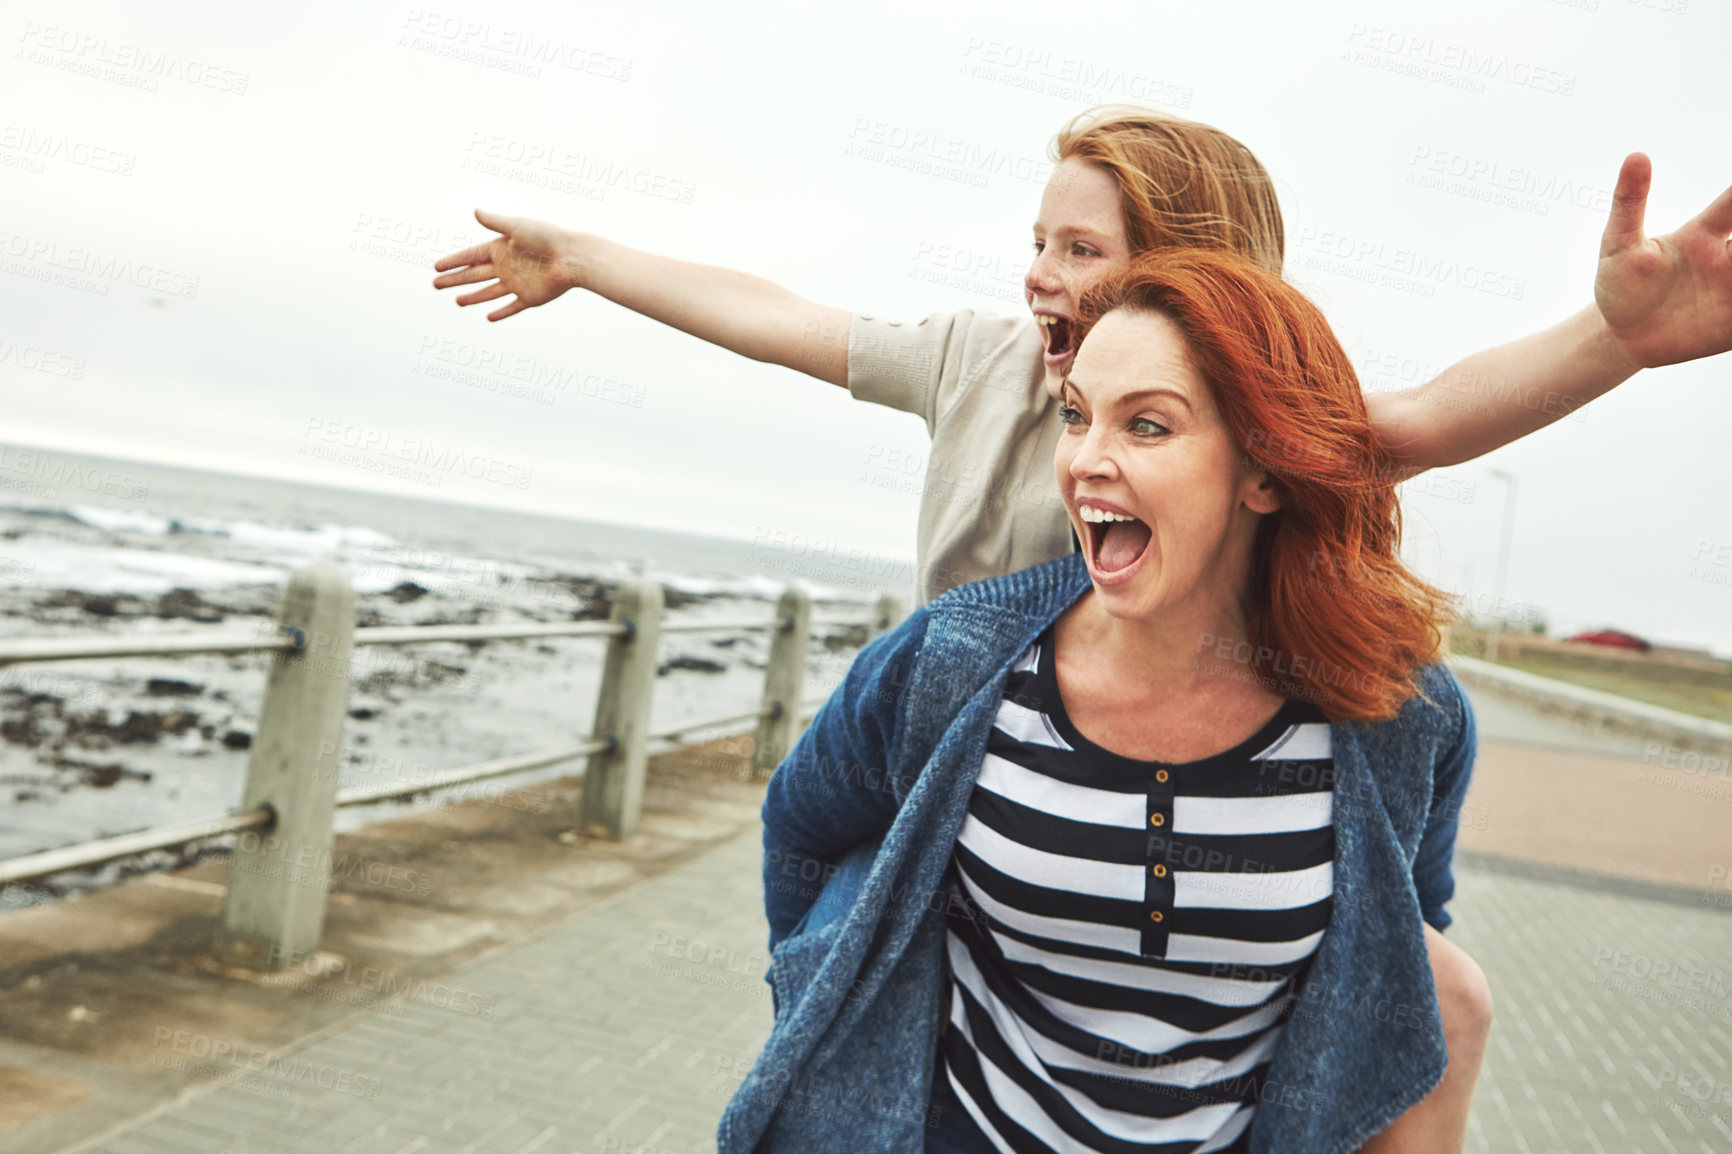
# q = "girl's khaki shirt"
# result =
<box><xmin>848</xmin><ymin>309</ymin><xmax>1075</xmax><ymax>606</ymax></box>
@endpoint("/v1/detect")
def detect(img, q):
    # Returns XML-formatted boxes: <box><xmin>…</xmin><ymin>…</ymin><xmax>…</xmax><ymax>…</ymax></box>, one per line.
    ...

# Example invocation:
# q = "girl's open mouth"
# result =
<box><xmin>1081</xmin><ymin>508</ymin><xmax>1154</xmax><ymax>580</ymax></box>
<box><xmin>1037</xmin><ymin>314</ymin><xmax>1075</xmax><ymax>366</ymax></box>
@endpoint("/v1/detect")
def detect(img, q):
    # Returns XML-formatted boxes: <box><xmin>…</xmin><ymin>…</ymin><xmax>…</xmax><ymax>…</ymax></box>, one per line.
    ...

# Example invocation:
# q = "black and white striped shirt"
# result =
<box><xmin>935</xmin><ymin>623</ymin><xmax>1337</xmax><ymax>1153</ymax></box>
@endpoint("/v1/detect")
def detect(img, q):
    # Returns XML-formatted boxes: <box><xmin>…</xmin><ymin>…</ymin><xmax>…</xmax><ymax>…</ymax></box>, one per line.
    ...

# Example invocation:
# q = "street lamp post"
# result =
<box><xmin>1487</xmin><ymin>469</ymin><xmax>1518</xmax><ymax>662</ymax></box>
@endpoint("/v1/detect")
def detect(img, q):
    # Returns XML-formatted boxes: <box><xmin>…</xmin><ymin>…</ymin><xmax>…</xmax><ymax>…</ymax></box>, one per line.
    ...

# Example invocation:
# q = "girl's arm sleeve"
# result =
<box><xmin>760</xmin><ymin>607</ymin><xmax>930</xmax><ymax>950</ymax></box>
<box><xmin>1412</xmin><ymin>674</ymin><xmax>1479</xmax><ymax>933</ymax></box>
<box><xmin>846</xmin><ymin>310</ymin><xmax>983</xmax><ymax>435</ymax></box>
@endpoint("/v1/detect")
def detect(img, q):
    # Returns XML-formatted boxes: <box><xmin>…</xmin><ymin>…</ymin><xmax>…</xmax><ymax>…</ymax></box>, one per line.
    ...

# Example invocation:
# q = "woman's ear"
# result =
<box><xmin>1243</xmin><ymin>471</ymin><xmax>1282</xmax><ymax>515</ymax></box>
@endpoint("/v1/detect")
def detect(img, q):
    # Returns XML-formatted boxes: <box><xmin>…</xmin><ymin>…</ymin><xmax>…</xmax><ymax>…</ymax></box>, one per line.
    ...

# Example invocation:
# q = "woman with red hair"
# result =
<box><xmin>725</xmin><ymin>250</ymin><xmax>1482</xmax><ymax>1153</ymax></box>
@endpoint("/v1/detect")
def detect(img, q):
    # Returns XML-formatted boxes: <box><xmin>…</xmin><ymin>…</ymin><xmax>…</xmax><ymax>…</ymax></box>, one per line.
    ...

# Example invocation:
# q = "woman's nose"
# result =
<box><xmin>1069</xmin><ymin>427</ymin><xmax>1117</xmax><ymax>480</ymax></box>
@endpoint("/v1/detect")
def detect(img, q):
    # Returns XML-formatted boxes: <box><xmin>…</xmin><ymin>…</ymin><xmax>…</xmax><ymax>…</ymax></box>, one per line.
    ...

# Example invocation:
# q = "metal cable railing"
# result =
<box><xmin>0</xmin><ymin>611</ymin><xmax>868</xmax><ymax>666</ymax></box>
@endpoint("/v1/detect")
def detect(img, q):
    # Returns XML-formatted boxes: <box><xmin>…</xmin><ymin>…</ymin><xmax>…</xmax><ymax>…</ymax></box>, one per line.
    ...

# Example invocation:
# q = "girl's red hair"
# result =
<box><xmin>1052</xmin><ymin>105</ymin><xmax>1285</xmax><ymax>275</ymax></box>
<box><xmin>1072</xmin><ymin>249</ymin><xmax>1455</xmax><ymax>723</ymax></box>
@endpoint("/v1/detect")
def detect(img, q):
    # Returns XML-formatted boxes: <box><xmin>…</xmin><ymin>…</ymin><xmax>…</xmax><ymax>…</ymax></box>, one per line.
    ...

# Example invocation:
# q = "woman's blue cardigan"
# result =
<box><xmin>718</xmin><ymin>551</ymin><xmax>1477</xmax><ymax>1153</ymax></box>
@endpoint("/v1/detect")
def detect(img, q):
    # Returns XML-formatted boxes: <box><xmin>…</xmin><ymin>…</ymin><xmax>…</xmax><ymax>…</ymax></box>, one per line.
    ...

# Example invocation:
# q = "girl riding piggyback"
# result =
<box><xmin>433</xmin><ymin>104</ymin><xmax>1732</xmax><ymax>609</ymax></box>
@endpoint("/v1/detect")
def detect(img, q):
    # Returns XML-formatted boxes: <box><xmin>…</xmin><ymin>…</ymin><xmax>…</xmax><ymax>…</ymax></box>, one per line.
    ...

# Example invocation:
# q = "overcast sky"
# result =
<box><xmin>3</xmin><ymin>0</ymin><xmax>1729</xmax><ymax>655</ymax></box>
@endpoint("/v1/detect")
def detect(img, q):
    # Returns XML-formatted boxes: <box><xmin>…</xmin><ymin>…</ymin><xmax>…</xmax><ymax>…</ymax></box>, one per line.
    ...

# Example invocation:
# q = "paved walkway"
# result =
<box><xmin>1449</xmin><ymin>858</ymin><xmax>1732</xmax><ymax>1154</ymax></box>
<box><xmin>62</xmin><ymin>825</ymin><xmax>1732</xmax><ymax>1154</ymax></box>
<box><xmin>69</xmin><ymin>828</ymin><xmax>774</xmax><ymax>1154</ymax></box>
<box><xmin>27</xmin><ymin>678</ymin><xmax>1732</xmax><ymax>1154</ymax></box>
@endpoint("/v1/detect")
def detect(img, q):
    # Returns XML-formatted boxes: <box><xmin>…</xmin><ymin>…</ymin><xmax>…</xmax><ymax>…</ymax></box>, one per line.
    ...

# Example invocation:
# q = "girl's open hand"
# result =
<box><xmin>1597</xmin><ymin>154</ymin><xmax>1732</xmax><ymax>369</ymax></box>
<box><xmin>432</xmin><ymin>209</ymin><xmax>578</xmax><ymax>321</ymax></box>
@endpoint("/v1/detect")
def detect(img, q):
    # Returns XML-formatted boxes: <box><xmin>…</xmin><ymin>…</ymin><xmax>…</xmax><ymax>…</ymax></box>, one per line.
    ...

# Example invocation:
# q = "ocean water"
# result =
<box><xmin>0</xmin><ymin>440</ymin><xmax>911</xmax><ymax>602</ymax></box>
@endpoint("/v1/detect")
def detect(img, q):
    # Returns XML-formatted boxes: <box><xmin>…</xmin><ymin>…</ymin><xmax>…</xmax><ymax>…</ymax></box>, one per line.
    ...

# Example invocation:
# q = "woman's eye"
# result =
<box><xmin>1058</xmin><ymin>404</ymin><xmax>1083</xmax><ymax>425</ymax></box>
<box><xmin>1074</xmin><ymin>245</ymin><xmax>1096</xmax><ymax>257</ymax></box>
<box><xmin>1131</xmin><ymin>417</ymin><xmax>1170</xmax><ymax>436</ymax></box>
<box><xmin>1032</xmin><ymin>241</ymin><xmax>1044</xmax><ymax>254</ymax></box>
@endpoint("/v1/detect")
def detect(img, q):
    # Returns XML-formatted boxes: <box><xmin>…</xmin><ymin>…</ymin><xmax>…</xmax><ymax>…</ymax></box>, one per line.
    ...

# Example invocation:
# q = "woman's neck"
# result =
<box><xmin>1063</xmin><ymin>587</ymin><xmax>1260</xmax><ymax>699</ymax></box>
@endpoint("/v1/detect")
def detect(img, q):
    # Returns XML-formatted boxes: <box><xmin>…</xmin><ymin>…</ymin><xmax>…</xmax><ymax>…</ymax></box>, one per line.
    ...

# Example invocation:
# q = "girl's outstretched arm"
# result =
<box><xmin>1367</xmin><ymin>153</ymin><xmax>1732</xmax><ymax>479</ymax></box>
<box><xmin>432</xmin><ymin>209</ymin><xmax>852</xmax><ymax>387</ymax></box>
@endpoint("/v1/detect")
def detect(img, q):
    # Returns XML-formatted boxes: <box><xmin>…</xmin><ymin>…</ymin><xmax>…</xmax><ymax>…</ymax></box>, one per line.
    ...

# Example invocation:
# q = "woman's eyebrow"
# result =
<box><xmin>1120</xmin><ymin>387</ymin><xmax>1193</xmax><ymax>410</ymax></box>
<box><xmin>1065</xmin><ymin>378</ymin><xmax>1193</xmax><ymax>411</ymax></box>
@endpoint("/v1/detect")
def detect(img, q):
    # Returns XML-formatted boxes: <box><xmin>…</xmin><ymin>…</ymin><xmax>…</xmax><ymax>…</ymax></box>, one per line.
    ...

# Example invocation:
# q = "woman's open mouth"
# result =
<box><xmin>1036</xmin><ymin>313</ymin><xmax>1076</xmax><ymax>368</ymax></box>
<box><xmin>1079</xmin><ymin>503</ymin><xmax>1154</xmax><ymax>584</ymax></box>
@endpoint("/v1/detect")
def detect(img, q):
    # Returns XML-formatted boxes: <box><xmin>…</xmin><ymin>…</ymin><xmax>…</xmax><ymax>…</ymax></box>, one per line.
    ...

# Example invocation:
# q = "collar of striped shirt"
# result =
<box><xmin>721</xmin><ymin>550</ymin><xmax>1477</xmax><ymax>1154</ymax></box>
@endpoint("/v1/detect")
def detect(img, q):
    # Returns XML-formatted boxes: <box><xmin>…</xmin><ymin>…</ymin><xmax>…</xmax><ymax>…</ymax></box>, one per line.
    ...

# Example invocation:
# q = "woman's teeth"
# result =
<box><xmin>1080</xmin><ymin>506</ymin><xmax>1138</xmax><ymax>523</ymax></box>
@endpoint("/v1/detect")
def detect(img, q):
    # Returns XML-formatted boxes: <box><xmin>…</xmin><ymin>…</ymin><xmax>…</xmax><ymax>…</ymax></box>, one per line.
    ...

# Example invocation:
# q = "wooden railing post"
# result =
<box><xmin>752</xmin><ymin>586</ymin><xmax>811</xmax><ymax>781</ymax></box>
<box><xmin>214</xmin><ymin>562</ymin><xmax>354</xmax><ymax>972</ymax></box>
<box><xmin>580</xmin><ymin>580</ymin><xmax>664</xmax><ymax>840</ymax></box>
<box><xmin>871</xmin><ymin>593</ymin><xmax>903</xmax><ymax>639</ymax></box>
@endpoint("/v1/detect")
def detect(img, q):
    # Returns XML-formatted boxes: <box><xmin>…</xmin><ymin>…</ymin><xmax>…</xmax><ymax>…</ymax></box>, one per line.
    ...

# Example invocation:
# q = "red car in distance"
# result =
<box><xmin>1563</xmin><ymin>629</ymin><xmax>1652</xmax><ymax>652</ymax></box>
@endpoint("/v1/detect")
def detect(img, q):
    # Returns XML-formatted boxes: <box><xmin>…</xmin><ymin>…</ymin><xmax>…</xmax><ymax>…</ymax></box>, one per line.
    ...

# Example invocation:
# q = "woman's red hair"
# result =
<box><xmin>1072</xmin><ymin>249</ymin><xmax>1455</xmax><ymax>723</ymax></box>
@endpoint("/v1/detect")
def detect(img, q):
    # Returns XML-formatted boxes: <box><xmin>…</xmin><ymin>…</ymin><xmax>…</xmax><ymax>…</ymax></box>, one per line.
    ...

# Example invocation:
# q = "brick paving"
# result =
<box><xmin>61</xmin><ymin>827</ymin><xmax>1731</xmax><ymax>1154</ymax></box>
<box><xmin>1450</xmin><ymin>858</ymin><xmax>1732</xmax><ymax>1154</ymax></box>
<box><xmin>72</xmin><ymin>827</ymin><xmax>774</xmax><ymax>1154</ymax></box>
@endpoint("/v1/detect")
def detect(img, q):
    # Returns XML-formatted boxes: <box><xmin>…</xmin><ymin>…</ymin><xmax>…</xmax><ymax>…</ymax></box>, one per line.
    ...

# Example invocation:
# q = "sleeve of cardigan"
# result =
<box><xmin>1412</xmin><ymin>671</ymin><xmax>1479</xmax><ymax>933</ymax></box>
<box><xmin>759</xmin><ymin>605</ymin><xmax>930</xmax><ymax>952</ymax></box>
